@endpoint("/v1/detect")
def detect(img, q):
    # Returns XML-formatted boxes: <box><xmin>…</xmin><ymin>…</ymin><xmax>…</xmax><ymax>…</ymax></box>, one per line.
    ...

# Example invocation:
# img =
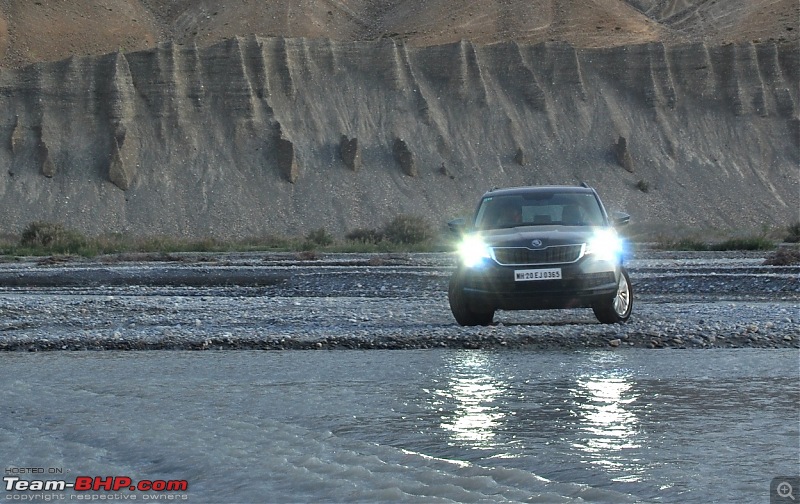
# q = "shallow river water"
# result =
<box><xmin>1</xmin><ymin>349</ymin><xmax>798</xmax><ymax>503</ymax></box>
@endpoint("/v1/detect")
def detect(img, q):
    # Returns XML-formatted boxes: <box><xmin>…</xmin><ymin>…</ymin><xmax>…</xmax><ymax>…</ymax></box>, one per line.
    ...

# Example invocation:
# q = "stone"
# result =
<box><xmin>393</xmin><ymin>137</ymin><xmax>416</xmax><ymax>177</ymax></box>
<box><xmin>10</xmin><ymin>115</ymin><xmax>22</xmax><ymax>154</ymax></box>
<box><xmin>109</xmin><ymin>138</ymin><xmax>134</xmax><ymax>190</ymax></box>
<box><xmin>277</xmin><ymin>137</ymin><xmax>299</xmax><ymax>183</ymax></box>
<box><xmin>514</xmin><ymin>147</ymin><xmax>526</xmax><ymax>166</ymax></box>
<box><xmin>613</xmin><ymin>136</ymin><xmax>635</xmax><ymax>173</ymax></box>
<box><xmin>339</xmin><ymin>135</ymin><xmax>361</xmax><ymax>172</ymax></box>
<box><xmin>39</xmin><ymin>140</ymin><xmax>56</xmax><ymax>178</ymax></box>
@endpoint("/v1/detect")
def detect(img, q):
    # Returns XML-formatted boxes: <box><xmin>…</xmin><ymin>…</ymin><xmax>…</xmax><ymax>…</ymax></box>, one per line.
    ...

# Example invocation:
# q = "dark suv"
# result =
<box><xmin>448</xmin><ymin>185</ymin><xmax>632</xmax><ymax>325</ymax></box>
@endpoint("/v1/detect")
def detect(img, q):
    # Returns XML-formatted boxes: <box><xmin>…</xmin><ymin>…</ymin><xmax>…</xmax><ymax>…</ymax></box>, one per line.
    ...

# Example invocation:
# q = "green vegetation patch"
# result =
<box><xmin>1</xmin><ymin>216</ymin><xmax>446</xmax><ymax>258</ymax></box>
<box><xmin>657</xmin><ymin>236</ymin><xmax>776</xmax><ymax>251</ymax></box>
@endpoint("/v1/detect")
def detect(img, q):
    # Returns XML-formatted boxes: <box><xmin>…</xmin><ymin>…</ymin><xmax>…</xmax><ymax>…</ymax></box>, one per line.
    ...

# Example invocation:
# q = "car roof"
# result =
<box><xmin>481</xmin><ymin>185</ymin><xmax>596</xmax><ymax>198</ymax></box>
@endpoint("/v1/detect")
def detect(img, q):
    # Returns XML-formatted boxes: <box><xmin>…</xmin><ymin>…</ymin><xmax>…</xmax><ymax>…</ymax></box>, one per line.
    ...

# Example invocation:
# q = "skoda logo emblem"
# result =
<box><xmin>531</xmin><ymin>239</ymin><xmax>543</xmax><ymax>248</ymax></box>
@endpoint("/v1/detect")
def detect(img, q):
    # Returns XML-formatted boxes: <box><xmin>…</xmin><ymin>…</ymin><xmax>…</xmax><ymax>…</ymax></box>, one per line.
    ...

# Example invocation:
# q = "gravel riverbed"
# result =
<box><xmin>0</xmin><ymin>249</ymin><xmax>797</xmax><ymax>351</ymax></box>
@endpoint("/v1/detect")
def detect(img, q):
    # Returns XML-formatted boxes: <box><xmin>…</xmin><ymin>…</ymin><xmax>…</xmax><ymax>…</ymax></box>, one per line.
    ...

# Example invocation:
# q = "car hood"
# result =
<box><xmin>476</xmin><ymin>225</ymin><xmax>602</xmax><ymax>248</ymax></box>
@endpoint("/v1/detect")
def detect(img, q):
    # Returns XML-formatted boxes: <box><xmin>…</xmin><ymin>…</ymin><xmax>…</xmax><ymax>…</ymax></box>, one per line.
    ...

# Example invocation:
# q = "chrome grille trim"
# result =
<box><xmin>491</xmin><ymin>244</ymin><xmax>585</xmax><ymax>266</ymax></box>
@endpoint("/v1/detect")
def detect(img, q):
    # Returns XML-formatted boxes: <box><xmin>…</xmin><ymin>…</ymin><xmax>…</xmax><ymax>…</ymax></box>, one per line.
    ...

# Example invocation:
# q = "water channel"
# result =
<box><xmin>1</xmin><ymin>349</ymin><xmax>797</xmax><ymax>502</ymax></box>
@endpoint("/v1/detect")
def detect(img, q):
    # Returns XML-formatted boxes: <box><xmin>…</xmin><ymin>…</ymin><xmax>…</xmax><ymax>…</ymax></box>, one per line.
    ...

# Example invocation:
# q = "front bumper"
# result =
<box><xmin>458</xmin><ymin>258</ymin><xmax>620</xmax><ymax>311</ymax></box>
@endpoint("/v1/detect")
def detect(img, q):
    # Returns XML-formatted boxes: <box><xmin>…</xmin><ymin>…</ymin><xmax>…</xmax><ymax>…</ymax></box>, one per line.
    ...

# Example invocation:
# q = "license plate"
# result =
<box><xmin>514</xmin><ymin>268</ymin><xmax>562</xmax><ymax>281</ymax></box>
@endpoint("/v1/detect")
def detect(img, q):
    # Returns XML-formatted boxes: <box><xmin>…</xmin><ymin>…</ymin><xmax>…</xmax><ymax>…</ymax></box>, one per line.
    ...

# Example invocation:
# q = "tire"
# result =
<box><xmin>592</xmin><ymin>267</ymin><xmax>633</xmax><ymax>324</ymax></box>
<box><xmin>448</xmin><ymin>272</ymin><xmax>495</xmax><ymax>326</ymax></box>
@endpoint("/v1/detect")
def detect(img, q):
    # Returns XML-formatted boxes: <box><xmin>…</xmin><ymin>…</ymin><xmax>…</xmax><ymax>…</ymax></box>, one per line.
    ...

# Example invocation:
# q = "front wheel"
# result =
<box><xmin>448</xmin><ymin>272</ymin><xmax>495</xmax><ymax>326</ymax></box>
<box><xmin>592</xmin><ymin>268</ymin><xmax>633</xmax><ymax>324</ymax></box>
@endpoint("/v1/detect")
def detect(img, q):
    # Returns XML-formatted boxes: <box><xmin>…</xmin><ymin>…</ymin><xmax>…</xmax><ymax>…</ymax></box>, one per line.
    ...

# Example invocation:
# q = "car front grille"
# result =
<box><xmin>491</xmin><ymin>244</ymin><xmax>584</xmax><ymax>266</ymax></box>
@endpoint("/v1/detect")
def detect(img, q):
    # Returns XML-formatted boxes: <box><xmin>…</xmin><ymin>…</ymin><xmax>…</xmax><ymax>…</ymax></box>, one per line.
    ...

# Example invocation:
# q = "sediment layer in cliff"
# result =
<box><xmin>0</xmin><ymin>37</ymin><xmax>797</xmax><ymax>238</ymax></box>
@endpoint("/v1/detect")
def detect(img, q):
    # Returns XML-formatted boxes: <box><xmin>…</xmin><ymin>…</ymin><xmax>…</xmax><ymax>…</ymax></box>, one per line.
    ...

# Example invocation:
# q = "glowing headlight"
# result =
<box><xmin>585</xmin><ymin>229</ymin><xmax>623</xmax><ymax>261</ymax></box>
<box><xmin>458</xmin><ymin>235</ymin><xmax>492</xmax><ymax>268</ymax></box>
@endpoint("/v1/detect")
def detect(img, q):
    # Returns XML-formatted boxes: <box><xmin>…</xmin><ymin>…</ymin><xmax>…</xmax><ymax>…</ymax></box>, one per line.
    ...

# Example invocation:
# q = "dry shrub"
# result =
<box><xmin>305</xmin><ymin>228</ymin><xmax>334</xmax><ymax>247</ymax></box>
<box><xmin>20</xmin><ymin>221</ymin><xmax>87</xmax><ymax>252</ymax></box>
<box><xmin>382</xmin><ymin>215</ymin><xmax>433</xmax><ymax>245</ymax></box>
<box><xmin>763</xmin><ymin>247</ymin><xmax>800</xmax><ymax>266</ymax></box>
<box><xmin>367</xmin><ymin>256</ymin><xmax>389</xmax><ymax>266</ymax></box>
<box><xmin>786</xmin><ymin>222</ymin><xmax>800</xmax><ymax>243</ymax></box>
<box><xmin>21</xmin><ymin>222</ymin><xmax>71</xmax><ymax>247</ymax></box>
<box><xmin>346</xmin><ymin>228</ymin><xmax>384</xmax><ymax>244</ymax></box>
<box><xmin>296</xmin><ymin>250</ymin><xmax>321</xmax><ymax>261</ymax></box>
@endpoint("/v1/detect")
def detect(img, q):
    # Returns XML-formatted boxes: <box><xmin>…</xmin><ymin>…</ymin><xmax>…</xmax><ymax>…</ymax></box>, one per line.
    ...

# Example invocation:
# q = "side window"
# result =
<box><xmin>567</xmin><ymin>194</ymin><xmax>604</xmax><ymax>225</ymax></box>
<box><xmin>474</xmin><ymin>197</ymin><xmax>493</xmax><ymax>228</ymax></box>
<box><xmin>580</xmin><ymin>195</ymin><xmax>605</xmax><ymax>225</ymax></box>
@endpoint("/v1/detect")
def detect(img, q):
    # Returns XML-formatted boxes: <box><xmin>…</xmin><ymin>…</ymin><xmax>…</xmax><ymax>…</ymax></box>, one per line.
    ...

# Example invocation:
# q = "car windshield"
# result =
<box><xmin>474</xmin><ymin>192</ymin><xmax>605</xmax><ymax>230</ymax></box>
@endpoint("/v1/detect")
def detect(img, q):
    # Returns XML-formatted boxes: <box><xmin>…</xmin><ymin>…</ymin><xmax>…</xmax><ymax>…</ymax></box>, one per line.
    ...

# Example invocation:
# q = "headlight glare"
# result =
<box><xmin>586</xmin><ymin>229</ymin><xmax>623</xmax><ymax>261</ymax></box>
<box><xmin>458</xmin><ymin>236</ymin><xmax>492</xmax><ymax>268</ymax></box>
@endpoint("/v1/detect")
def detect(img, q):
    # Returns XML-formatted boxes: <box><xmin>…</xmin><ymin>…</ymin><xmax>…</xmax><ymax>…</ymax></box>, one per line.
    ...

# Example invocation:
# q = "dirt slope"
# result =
<box><xmin>0</xmin><ymin>2</ymin><xmax>797</xmax><ymax>240</ymax></box>
<box><xmin>0</xmin><ymin>0</ymin><xmax>797</xmax><ymax>68</ymax></box>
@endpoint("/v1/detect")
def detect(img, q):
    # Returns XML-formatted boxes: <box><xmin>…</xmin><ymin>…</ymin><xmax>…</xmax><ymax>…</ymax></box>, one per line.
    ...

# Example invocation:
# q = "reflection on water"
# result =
<box><xmin>436</xmin><ymin>351</ymin><xmax>508</xmax><ymax>447</ymax></box>
<box><xmin>1</xmin><ymin>350</ymin><xmax>796</xmax><ymax>504</ymax></box>
<box><xmin>434</xmin><ymin>351</ymin><xmax>643</xmax><ymax>482</ymax></box>
<box><xmin>572</xmin><ymin>370</ymin><xmax>641</xmax><ymax>480</ymax></box>
<box><xmin>391</xmin><ymin>349</ymin><xmax>797</xmax><ymax>503</ymax></box>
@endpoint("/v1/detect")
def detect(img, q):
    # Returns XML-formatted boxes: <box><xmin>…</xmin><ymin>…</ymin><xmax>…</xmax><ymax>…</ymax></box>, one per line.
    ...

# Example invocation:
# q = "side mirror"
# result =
<box><xmin>611</xmin><ymin>211</ymin><xmax>630</xmax><ymax>227</ymax></box>
<box><xmin>447</xmin><ymin>218</ymin><xmax>468</xmax><ymax>235</ymax></box>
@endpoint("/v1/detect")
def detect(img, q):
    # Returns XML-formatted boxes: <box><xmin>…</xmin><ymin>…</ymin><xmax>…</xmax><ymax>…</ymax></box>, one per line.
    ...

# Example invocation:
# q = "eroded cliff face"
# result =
<box><xmin>0</xmin><ymin>37</ymin><xmax>797</xmax><ymax>239</ymax></box>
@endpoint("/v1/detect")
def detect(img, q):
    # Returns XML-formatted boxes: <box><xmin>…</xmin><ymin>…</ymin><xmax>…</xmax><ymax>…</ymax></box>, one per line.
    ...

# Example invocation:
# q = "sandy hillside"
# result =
<box><xmin>0</xmin><ymin>0</ymin><xmax>797</xmax><ymax>68</ymax></box>
<box><xmin>0</xmin><ymin>1</ymin><xmax>796</xmax><ymax>240</ymax></box>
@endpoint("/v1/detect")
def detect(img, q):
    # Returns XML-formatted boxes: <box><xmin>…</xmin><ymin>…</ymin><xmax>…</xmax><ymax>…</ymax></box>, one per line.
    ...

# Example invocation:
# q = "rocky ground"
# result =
<box><xmin>0</xmin><ymin>248</ymin><xmax>797</xmax><ymax>351</ymax></box>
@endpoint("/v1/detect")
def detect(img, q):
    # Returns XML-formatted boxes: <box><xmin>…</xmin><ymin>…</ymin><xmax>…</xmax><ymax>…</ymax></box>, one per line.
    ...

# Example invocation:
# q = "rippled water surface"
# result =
<box><xmin>1</xmin><ymin>349</ymin><xmax>798</xmax><ymax>503</ymax></box>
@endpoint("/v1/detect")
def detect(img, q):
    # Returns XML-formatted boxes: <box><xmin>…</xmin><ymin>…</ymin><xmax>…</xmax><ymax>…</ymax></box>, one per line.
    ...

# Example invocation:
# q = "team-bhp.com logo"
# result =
<box><xmin>4</xmin><ymin>475</ymin><xmax>188</xmax><ymax>499</ymax></box>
